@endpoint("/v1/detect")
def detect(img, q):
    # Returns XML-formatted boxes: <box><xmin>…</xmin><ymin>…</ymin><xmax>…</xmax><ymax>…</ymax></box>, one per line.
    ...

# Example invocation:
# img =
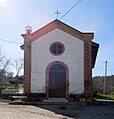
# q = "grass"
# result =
<box><xmin>93</xmin><ymin>93</ymin><xmax>114</xmax><ymax>100</ymax></box>
<box><xmin>0</xmin><ymin>85</ymin><xmax>17</xmax><ymax>89</ymax></box>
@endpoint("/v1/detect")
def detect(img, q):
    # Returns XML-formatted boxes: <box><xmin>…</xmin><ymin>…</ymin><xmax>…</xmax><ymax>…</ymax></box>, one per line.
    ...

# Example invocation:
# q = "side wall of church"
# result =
<box><xmin>31</xmin><ymin>28</ymin><xmax>84</xmax><ymax>94</ymax></box>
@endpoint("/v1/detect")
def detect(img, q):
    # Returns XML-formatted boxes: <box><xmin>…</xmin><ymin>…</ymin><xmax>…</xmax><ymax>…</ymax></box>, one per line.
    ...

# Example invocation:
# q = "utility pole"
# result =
<box><xmin>103</xmin><ymin>60</ymin><xmax>108</xmax><ymax>94</ymax></box>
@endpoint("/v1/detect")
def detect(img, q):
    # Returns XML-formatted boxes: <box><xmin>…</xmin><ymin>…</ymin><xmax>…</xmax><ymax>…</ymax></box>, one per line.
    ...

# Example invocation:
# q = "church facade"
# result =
<box><xmin>21</xmin><ymin>20</ymin><xmax>99</xmax><ymax>99</ymax></box>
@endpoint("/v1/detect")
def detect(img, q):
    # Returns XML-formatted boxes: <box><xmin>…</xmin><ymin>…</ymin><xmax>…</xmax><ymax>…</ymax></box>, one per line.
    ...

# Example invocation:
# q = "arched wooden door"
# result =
<box><xmin>48</xmin><ymin>63</ymin><xmax>66</xmax><ymax>98</ymax></box>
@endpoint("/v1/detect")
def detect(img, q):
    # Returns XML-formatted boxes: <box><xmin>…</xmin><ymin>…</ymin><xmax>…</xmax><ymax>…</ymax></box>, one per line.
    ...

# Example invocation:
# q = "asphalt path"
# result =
<box><xmin>0</xmin><ymin>101</ymin><xmax>114</xmax><ymax>119</ymax></box>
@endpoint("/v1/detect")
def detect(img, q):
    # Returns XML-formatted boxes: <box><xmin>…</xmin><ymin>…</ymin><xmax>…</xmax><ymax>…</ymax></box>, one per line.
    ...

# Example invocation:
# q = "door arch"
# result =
<box><xmin>46</xmin><ymin>61</ymin><xmax>69</xmax><ymax>98</ymax></box>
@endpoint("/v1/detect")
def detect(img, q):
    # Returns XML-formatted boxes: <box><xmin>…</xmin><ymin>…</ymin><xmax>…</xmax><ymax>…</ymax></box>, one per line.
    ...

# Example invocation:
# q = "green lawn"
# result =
<box><xmin>94</xmin><ymin>93</ymin><xmax>114</xmax><ymax>100</ymax></box>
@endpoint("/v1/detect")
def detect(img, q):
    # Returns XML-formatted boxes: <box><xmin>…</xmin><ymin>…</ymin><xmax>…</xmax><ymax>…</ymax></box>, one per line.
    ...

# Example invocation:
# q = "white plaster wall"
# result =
<box><xmin>31</xmin><ymin>28</ymin><xmax>84</xmax><ymax>94</ymax></box>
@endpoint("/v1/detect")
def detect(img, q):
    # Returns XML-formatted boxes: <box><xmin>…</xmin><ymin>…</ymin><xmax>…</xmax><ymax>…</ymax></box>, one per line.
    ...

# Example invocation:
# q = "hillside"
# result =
<box><xmin>92</xmin><ymin>75</ymin><xmax>114</xmax><ymax>94</ymax></box>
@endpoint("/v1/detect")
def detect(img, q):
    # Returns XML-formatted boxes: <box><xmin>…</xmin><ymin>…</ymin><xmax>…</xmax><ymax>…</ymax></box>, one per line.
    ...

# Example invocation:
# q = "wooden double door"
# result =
<box><xmin>48</xmin><ymin>63</ymin><xmax>66</xmax><ymax>98</ymax></box>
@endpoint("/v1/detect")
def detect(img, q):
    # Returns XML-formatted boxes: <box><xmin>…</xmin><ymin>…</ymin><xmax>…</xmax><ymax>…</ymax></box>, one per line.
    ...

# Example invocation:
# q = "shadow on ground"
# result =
<box><xmin>34</xmin><ymin>103</ymin><xmax>114</xmax><ymax>119</ymax></box>
<box><xmin>36</xmin><ymin>105</ymin><xmax>83</xmax><ymax>119</ymax></box>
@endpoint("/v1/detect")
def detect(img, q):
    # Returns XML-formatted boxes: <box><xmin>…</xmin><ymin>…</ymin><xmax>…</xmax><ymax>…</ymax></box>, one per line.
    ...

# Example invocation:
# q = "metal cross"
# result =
<box><xmin>54</xmin><ymin>10</ymin><xmax>61</xmax><ymax>19</ymax></box>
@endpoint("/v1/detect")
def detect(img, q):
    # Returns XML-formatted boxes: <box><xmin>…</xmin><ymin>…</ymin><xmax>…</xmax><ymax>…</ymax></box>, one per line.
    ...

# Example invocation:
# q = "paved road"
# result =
<box><xmin>0</xmin><ymin>102</ymin><xmax>68</xmax><ymax>119</ymax></box>
<box><xmin>0</xmin><ymin>101</ymin><xmax>114</xmax><ymax>119</ymax></box>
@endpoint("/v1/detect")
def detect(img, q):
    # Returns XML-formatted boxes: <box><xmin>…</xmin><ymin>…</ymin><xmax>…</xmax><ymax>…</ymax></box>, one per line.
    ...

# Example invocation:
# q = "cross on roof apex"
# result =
<box><xmin>54</xmin><ymin>10</ymin><xmax>61</xmax><ymax>19</ymax></box>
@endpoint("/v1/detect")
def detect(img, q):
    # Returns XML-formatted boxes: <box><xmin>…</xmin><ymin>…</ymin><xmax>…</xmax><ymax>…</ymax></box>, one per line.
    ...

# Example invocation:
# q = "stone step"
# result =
<box><xmin>43</xmin><ymin>98</ymin><xmax>68</xmax><ymax>103</ymax></box>
<box><xmin>48</xmin><ymin>98</ymin><xmax>66</xmax><ymax>100</ymax></box>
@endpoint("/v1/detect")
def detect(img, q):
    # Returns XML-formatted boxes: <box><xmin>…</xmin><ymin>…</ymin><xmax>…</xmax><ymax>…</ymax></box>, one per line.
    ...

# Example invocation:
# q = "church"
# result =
<box><xmin>21</xmin><ymin>19</ymin><xmax>99</xmax><ymax>100</ymax></box>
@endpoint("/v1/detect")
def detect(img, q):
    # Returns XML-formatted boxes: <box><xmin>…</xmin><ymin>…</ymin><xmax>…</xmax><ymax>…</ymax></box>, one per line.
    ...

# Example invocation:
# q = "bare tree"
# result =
<box><xmin>12</xmin><ymin>59</ymin><xmax>23</xmax><ymax>88</ymax></box>
<box><xmin>0</xmin><ymin>47</ymin><xmax>11</xmax><ymax>85</ymax></box>
<box><xmin>13</xmin><ymin>59</ymin><xmax>23</xmax><ymax>77</ymax></box>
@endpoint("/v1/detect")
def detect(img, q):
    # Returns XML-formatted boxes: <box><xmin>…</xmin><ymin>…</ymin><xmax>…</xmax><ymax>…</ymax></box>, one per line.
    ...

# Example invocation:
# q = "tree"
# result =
<box><xmin>0</xmin><ymin>47</ymin><xmax>11</xmax><ymax>85</ymax></box>
<box><xmin>6</xmin><ymin>72</ymin><xmax>14</xmax><ymax>79</ymax></box>
<box><xmin>13</xmin><ymin>59</ymin><xmax>23</xmax><ymax>77</ymax></box>
<box><xmin>12</xmin><ymin>58</ymin><xmax>23</xmax><ymax>88</ymax></box>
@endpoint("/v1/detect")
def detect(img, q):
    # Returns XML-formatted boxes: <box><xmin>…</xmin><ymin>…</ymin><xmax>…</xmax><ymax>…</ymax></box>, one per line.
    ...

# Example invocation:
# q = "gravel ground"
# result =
<box><xmin>0</xmin><ymin>101</ymin><xmax>114</xmax><ymax>119</ymax></box>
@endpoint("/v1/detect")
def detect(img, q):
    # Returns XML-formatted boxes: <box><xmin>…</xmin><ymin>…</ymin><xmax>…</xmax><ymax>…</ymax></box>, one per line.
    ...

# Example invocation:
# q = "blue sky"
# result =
<box><xmin>0</xmin><ymin>0</ymin><xmax>114</xmax><ymax>76</ymax></box>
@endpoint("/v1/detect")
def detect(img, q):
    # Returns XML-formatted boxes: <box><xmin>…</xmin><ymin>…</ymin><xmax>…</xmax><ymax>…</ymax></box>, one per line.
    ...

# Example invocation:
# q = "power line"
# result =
<box><xmin>59</xmin><ymin>0</ymin><xmax>82</xmax><ymax>20</ymax></box>
<box><xmin>0</xmin><ymin>39</ymin><xmax>21</xmax><ymax>45</ymax></box>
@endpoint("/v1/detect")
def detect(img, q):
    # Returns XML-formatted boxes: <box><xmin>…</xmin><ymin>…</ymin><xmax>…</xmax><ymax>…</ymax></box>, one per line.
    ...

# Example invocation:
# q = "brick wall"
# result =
<box><xmin>22</xmin><ymin>34</ymin><xmax>31</xmax><ymax>94</ymax></box>
<box><xmin>83</xmin><ymin>34</ymin><xmax>93</xmax><ymax>96</ymax></box>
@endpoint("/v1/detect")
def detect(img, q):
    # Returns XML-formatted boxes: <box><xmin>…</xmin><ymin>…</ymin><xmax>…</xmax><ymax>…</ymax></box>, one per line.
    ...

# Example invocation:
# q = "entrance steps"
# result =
<box><xmin>43</xmin><ymin>98</ymin><xmax>68</xmax><ymax>103</ymax></box>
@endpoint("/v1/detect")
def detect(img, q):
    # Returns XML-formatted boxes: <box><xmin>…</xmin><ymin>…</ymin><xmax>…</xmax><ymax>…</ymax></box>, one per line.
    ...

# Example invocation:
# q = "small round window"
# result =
<box><xmin>50</xmin><ymin>42</ymin><xmax>65</xmax><ymax>56</ymax></box>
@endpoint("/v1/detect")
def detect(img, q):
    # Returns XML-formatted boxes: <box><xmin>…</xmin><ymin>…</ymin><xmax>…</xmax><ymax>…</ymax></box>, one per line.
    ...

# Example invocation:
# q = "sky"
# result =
<box><xmin>0</xmin><ymin>0</ymin><xmax>114</xmax><ymax>76</ymax></box>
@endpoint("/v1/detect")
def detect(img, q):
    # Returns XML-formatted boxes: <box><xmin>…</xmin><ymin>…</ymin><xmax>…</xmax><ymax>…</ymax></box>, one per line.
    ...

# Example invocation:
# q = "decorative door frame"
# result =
<box><xmin>46</xmin><ymin>61</ymin><xmax>69</xmax><ymax>99</ymax></box>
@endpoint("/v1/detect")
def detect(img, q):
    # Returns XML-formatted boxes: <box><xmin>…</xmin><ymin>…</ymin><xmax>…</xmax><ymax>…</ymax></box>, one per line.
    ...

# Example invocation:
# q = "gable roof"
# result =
<box><xmin>23</xmin><ymin>19</ymin><xmax>94</xmax><ymax>41</ymax></box>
